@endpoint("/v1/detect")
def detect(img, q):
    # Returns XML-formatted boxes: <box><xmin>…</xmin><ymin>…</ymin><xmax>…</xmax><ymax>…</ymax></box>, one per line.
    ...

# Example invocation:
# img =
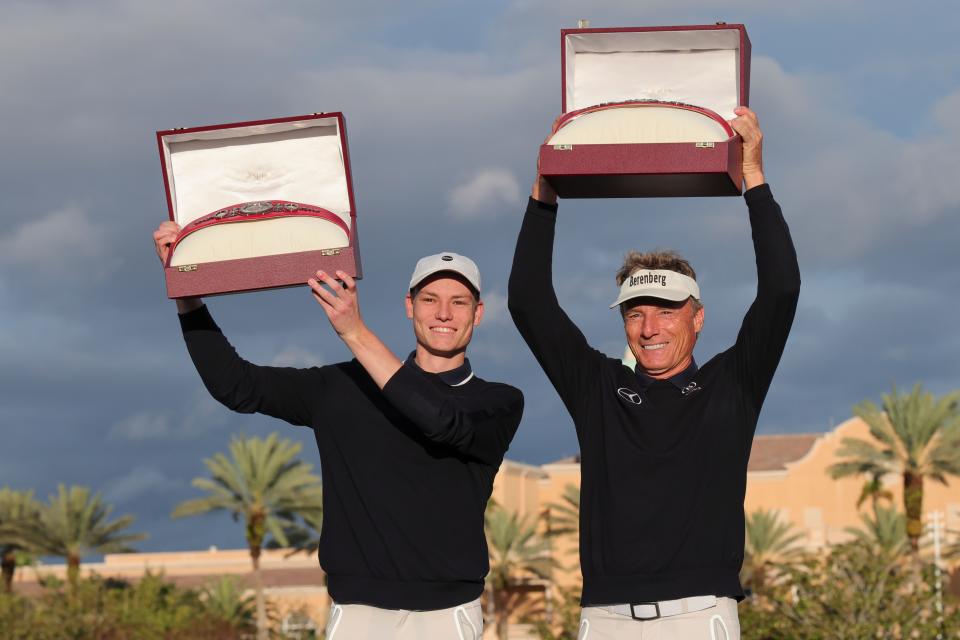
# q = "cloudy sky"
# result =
<box><xmin>2</xmin><ymin>0</ymin><xmax>958</xmax><ymax>555</ymax></box>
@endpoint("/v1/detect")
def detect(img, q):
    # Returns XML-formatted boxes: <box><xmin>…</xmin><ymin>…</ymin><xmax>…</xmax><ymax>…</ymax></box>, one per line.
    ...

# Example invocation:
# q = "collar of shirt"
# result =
<box><xmin>634</xmin><ymin>358</ymin><xmax>698</xmax><ymax>392</ymax></box>
<box><xmin>404</xmin><ymin>351</ymin><xmax>475</xmax><ymax>387</ymax></box>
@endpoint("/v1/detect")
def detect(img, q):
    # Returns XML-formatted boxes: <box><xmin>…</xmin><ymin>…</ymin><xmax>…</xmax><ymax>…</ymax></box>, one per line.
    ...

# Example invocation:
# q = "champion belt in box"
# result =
<box><xmin>539</xmin><ymin>24</ymin><xmax>751</xmax><ymax>198</ymax></box>
<box><xmin>156</xmin><ymin>112</ymin><xmax>361</xmax><ymax>298</ymax></box>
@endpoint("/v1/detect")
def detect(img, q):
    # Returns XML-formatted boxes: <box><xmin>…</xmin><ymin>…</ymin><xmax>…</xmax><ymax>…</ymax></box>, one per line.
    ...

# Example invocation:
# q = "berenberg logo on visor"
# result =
<box><xmin>628</xmin><ymin>273</ymin><xmax>668</xmax><ymax>288</ymax></box>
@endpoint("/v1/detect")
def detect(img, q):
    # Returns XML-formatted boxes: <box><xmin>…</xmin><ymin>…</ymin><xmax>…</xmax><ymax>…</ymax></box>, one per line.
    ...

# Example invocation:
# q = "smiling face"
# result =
<box><xmin>405</xmin><ymin>273</ymin><xmax>484</xmax><ymax>366</ymax></box>
<box><xmin>623</xmin><ymin>296</ymin><xmax>704</xmax><ymax>379</ymax></box>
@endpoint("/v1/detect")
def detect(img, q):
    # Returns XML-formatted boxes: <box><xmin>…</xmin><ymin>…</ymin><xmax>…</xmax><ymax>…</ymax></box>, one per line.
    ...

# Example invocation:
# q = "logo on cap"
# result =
<box><xmin>441</xmin><ymin>255</ymin><xmax>453</xmax><ymax>261</ymax></box>
<box><xmin>617</xmin><ymin>387</ymin><xmax>642</xmax><ymax>405</ymax></box>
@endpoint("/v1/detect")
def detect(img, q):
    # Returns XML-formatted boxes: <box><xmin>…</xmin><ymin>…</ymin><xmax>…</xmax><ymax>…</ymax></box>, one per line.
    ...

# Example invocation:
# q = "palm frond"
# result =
<box><xmin>843</xmin><ymin>505</ymin><xmax>908</xmax><ymax>556</ymax></box>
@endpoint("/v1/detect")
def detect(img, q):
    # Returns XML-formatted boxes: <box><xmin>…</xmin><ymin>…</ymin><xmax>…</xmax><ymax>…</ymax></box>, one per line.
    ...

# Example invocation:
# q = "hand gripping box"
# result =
<box><xmin>157</xmin><ymin>112</ymin><xmax>361</xmax><ymax>298</ymax></box>
<box><xmin>539</xmin><ymin>24</ymin><xmax>751</xmax><ymax>198</ymax></box>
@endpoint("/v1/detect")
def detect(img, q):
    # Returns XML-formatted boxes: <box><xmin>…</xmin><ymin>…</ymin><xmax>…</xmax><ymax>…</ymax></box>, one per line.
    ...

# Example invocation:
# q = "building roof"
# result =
<box><xmin>747</xmin><ymin>433</ymin><xmax>820</xmax><ymax>471</ymax></box>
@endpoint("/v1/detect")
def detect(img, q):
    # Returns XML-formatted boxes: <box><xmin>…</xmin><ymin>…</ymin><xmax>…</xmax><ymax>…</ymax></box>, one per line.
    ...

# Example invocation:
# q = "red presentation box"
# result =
<box><xmin>539</xmin><ymin>24</ymin><xmax>751</xmax><ymax>198</ymax></box>
<box><xmin>156</xmin><ymin>112</ymin><xmax>362</xmax><ymax>299</ymax></box>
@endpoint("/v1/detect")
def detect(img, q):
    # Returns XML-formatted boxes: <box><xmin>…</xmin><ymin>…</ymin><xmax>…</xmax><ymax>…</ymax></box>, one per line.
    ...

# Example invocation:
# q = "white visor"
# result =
<box><xmin>610</xmin><ymin>269</ymin><xmax>701</xmax><ymax>308</ymax></box>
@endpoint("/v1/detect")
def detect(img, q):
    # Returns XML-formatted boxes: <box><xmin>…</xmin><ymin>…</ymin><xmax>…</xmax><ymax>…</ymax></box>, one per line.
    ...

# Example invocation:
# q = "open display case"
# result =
<box><xmin>539</xmin><ymin>24</ymin><xmax>751</xmax><ymax>198</ymax></box>
<box><xmin>156</xmin><ymin>112</ymin><xmax>361</xmax><ymax>298</ymax></box>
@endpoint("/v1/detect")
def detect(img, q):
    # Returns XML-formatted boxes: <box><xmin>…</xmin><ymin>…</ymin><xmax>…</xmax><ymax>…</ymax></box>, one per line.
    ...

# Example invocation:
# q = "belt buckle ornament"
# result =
<box><xmin>239</xmin><ymin>201</ymin><xmax>274</xmax><ymax>214</ymax></box>
<box><xmin>630</xmin><ymin>602</ymin><xmax>660</xmax><ymax>621</ymax></box>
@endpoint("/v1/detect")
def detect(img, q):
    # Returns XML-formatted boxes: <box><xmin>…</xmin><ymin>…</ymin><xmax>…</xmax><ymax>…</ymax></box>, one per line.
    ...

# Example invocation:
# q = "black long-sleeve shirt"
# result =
<box><xmin>180</xmin><ymin>307</ymin><xmax>523</xmax><ymax>610</ymax></box>
<box><xmin>508</xmin><ymin>184</ymin><xmax>800</xmax><ymax>605</ymax></box>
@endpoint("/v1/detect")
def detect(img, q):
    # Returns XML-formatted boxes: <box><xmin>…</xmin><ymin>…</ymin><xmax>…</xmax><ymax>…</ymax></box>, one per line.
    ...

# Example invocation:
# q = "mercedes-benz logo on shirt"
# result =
<box><xmin>617</xmin><ymin>387</ymin><xmax>642</xmax><ymax>405</ymax></box>
<box><xmin>681</xmin><ymin>381</ymin><xmax>702</xmax><ymax>396</ymax></box>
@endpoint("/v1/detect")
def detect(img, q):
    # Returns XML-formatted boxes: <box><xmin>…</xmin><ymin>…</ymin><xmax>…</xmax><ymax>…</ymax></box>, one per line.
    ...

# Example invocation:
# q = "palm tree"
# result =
<box><xmin>542</xmin><ymin>484</ymin><xmax>580</xmax><ymax>584</ymax></box>
<box><xmin>200</xmin><ymin>575</ymin><xmax>258</xmax><ymax>633</ymax></box>
<box><xmin>270</xmin><ymin>498</ymin><xmax>323</xmax><ymax>555</ymax></box>
<box><xmin>172</xmin><ymin>433</ymin><xmax>322</xmax><ymax>640</ymax></box>
<box><xmin>828</xmin><ymin>385</ymin><xmax>960</xmax><ymax>551</ymax></box>
<box><xmin>742</xmin><ymin>508</ymin><xmax>804</xmax><ymax>595</ymax></box>
<box><xmin>0</xmin><ymin>487</ymin><xmax>40</xmax><ymax>593</ymax></box>
<box><xmin>844</xmin><ymin>505</ymin><xmax>908</xmax><ymax>557</ymax></box>
<box><xmin>544</xmin><ymin>484</ymin><xmax>579</xmax><ymax>540</ymax></box>
<box><xmin>856</xmin><ymin>471</ymin><xmax>894</xmax><ymax>514</ymax></box>
<box><xmin>28</xmin><ymin>484</ymin><xmax>146</xmax><ymax>589</ymax></box>
<box><xmin>485</xmin><ymin>504</ymin><xmax>555</xmax><ymax>640</ymax></box>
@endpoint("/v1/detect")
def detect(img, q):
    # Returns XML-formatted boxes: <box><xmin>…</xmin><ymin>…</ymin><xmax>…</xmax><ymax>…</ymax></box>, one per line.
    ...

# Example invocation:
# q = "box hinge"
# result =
<box><xmin>553</xmin><ymin>144</ymin><xmax>574</xmax><ymax>151</ymax></box>
<box><xmin>177</xmin><ymin>264</ymin><xmax>198</xmax><ymax>272</ymax></box>
<box><xmin>695</xmin><ymin>142</ymin><xmax>716</xmax><ymax>148</ymax></box>
<box><xmin>578</xmin><ymin>19</ymin><xmax>590</xmax><ymax>28</ymax></box>
<box><xmin>320</xmin><ymin>248</ymin><xmax>342</xmax><ymax>256</ymax></box>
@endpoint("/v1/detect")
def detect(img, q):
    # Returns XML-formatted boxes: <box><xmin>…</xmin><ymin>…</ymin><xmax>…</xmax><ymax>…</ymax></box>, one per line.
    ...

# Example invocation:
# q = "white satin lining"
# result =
<box><xmin>565</xmin><ymin>29</ymin><xmax>742</xmax><ymax>118</ymax></box>
<box><xmin>169</xmin><ymin>217</ymin><xmax>349</xmax><ymax>266</ymax></box>
<box><xmin>549</xmin><ymin>106</ymin><xmax>731</xmax><ymax>145</ymax></box>
<box><xmin>162</xmin><ymin>117</ymin><xmax>352</xmax><ymax>229</ymax></box>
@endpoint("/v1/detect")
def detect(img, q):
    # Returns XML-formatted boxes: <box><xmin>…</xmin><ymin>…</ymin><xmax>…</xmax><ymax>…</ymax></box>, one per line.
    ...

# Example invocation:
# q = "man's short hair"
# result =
<box><xmin>615</xmin><ymin>250</ymin><xmax>697</xmax><ymax>285</ymax></box>
<box><xmin>410</xmin><ymin>273</ymin><xmax>481</xmax><ymax>303</ymax></box>
<box><xmin>615</xmin><ymin>250</ymin><xmax>702</xmax><ymax>312</ymax></box>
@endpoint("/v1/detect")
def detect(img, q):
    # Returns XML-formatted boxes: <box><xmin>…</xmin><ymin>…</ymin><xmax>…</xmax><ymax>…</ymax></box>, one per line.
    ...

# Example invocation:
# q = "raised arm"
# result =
<box><xmin>382</xmin><ymin>368</ymin><xmax>523</xmax><ymax>466</ymax></box>
<box><xmin>726</xmin><ymin>108</ymin><xmax>801</xmax><ymax>408</ymax></box>
<box><xmin>153</xmin><ymin>221</ymin><xmax>318</xmax><ymax>427</ymax></box>
<box><xmin>308</xmin><ymin>270</ymin><xmax>522</xmax><ymax>465</ymax></box>
<box><xmin>179</xmin><ymin>306</ymin><xmax>318</xmax><ymax>426</ymax></box>
<box><xmin>507</xmin><ymin>147</ymin><xmax>607</xmax><ymax>416</ymax></box>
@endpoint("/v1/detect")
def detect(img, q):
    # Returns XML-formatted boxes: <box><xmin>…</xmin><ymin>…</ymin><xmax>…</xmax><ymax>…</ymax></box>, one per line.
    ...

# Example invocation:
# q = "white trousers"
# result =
<box><xmin>325</xmin><ymin>598</ymin><xmax>483</xmax><ymax>640</ymax></box>
<box><xmin>578</xmin><ymin>597</ymin><xmax>740</xmax><ymax>640</ymax></box>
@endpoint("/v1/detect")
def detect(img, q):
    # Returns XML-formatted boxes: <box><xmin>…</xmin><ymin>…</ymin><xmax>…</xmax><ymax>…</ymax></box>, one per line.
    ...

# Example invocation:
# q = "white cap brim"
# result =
<box><xmin>609</xmin><ymin>269</ymin><xmax>700</xmax><ymax>308</ymax></box>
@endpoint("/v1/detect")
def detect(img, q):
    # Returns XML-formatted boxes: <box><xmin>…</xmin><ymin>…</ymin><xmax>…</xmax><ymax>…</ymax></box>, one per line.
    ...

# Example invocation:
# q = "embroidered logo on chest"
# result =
<box><xmin>681</xmin><ymin>381</ymin><xmax>702</xmax><ymax>396</ymax></box>
<box><xmin>617</xmin><ymin>387</ymin><xmax>642</xmax><ymax>405</ymax></box>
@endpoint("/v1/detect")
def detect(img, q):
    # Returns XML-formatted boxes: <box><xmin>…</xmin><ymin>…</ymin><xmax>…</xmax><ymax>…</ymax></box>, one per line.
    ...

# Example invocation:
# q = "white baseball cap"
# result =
<box><xmin>409</xmin><ymin>252</ymin><xmax>481</xmax><ymax>295</ymax></box>
<box><xmin>609</xmin><ymin>269</ymin><xmax>700</xmax><ymax>308</ymax></box>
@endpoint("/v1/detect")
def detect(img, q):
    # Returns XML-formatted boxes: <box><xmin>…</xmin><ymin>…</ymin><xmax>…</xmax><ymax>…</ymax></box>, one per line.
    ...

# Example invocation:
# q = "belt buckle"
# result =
<box><xmin>630</xmin><ymin>602</ymin><xmax>660</xmax><ymax>621</ymax></box>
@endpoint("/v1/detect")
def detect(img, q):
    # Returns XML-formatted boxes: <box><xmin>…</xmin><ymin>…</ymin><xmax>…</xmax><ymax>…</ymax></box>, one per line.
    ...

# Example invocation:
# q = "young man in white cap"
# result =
<box><xmin>508</xmin><ymin>107</ymin><xmax>800</xmax><ymax>638</ymax></box>
<box><xmin>152</xmin><ymin>231</ymin><xmax>523</xmax><ymax>639</ymax></box>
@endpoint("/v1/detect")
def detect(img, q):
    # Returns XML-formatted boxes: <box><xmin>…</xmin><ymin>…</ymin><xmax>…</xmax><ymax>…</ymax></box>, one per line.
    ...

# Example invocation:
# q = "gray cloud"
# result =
<box><xmin>447</xmin><ymin>168</ymin><xmax>522</xmax><ymax>219</ymax></box>
<box><xmin>270</xmin><ymin>347</ymin><xmax>325</xmax><ymax>368</ymax></box>
<box><xmin>104</xmin><ymin>466</ymin><xmax>183</xmax><ymax>506</ymax></box>
<box><xmin>0</xmin><ymin>206</ymin><xmax>119</xmax><ymax>283</ymax></box>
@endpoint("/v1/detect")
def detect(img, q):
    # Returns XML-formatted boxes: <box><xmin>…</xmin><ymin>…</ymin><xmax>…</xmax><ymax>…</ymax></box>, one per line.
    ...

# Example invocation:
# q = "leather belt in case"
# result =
<box><xmin>552</xmin><ymin>100</ymin><xmax>734</xmax><ymax>139</ymax></box>
<box><xmin>168</xmin><ymin>200</ymin><xmax>350</xmax><ymax>259</ymax></box>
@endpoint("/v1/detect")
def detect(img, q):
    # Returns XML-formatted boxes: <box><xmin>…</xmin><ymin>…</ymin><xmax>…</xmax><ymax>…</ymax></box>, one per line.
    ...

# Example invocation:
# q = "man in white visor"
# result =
<box><xmin>509</xmin><ymin>107</ymin><xmax>800</xmax><ymax>638</ymax></box>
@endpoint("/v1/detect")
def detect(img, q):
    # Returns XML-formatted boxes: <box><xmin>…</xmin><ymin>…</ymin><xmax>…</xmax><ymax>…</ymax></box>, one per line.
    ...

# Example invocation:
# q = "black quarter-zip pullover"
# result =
<box><xmin>180</xmin><ymin>307</ymin><xmax>523</xmax><ymax>610</ymax></box>
<box><xmin>508</xmin><ymin>184</ymin><xmax>800</xmax><ymax>605</ymax></box>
